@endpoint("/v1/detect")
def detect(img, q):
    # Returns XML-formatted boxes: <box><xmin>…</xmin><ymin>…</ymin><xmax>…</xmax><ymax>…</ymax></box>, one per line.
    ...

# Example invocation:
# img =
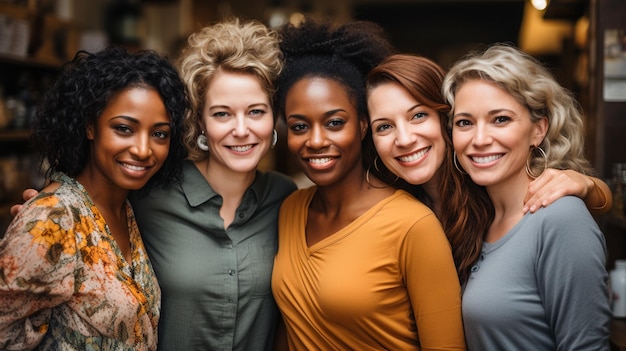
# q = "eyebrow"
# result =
<box><xmin>209</xmin><ymin>102</ymin><xmax>270</xmax><ymax>110</ymax></box>
<box><xmin>112</xmin><ymin>115</ymin><xmax>171</xmax><ymax>127</ymax></box>
<box><xmin>288</xmin><ymin>108</ymin><xmax>348</xmax><ymax>120</ymax></box>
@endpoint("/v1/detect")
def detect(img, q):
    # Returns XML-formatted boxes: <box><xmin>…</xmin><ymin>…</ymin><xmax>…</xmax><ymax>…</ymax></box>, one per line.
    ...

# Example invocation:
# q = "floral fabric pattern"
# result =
<box><xmin>0</xmin><ymin>173</ymin><xmax>160</xmax><ymax>351</ymax></box>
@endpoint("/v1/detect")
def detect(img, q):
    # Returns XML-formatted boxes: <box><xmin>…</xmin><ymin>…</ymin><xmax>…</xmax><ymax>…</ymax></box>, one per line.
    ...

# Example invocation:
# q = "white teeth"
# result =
<box><xmin>308</xmin><ymin>157</ymin><xmax>332</xmax><ymax>165</ymax></box>
<box><xmin>123</xmin><ymin>163</ymin><xmax>147</xmax><ymax>171</ymax></box>
<box><xmin>398</xmin><ymin>147</ymin><xmax>429</xmax><ymax>162</ymax></box>
<box><xmin>230</xmin><ymin>145</ymin><xmax>253</xmax><ymax>152</ymax></box>
<box><xmin>471</xmin><ymin>154</ymin><xmax>502</xmax><ymax>164</ymax></box>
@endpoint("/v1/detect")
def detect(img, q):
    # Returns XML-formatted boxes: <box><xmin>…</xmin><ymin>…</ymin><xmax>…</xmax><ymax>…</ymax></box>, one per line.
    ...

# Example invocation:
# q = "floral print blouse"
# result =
<box><xmin>0</xmin><ymin>173</ymin><xmax>160</xmax><ymax>351</ymax></box>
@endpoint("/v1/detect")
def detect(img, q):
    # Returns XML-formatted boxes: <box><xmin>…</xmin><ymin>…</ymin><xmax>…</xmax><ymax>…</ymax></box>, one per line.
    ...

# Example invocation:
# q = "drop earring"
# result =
<box><xmin>197</xmin><ymin>132</ymin><xmax>209</xmax><ymax>151</ymax></box>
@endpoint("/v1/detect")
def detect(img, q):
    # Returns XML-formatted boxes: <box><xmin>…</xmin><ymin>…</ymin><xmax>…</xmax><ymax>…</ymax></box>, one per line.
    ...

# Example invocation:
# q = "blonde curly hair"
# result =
<box><xmin>178</xmin><ymin>18</ymin><xmax>283</xmax><ymax>161</ymax></box>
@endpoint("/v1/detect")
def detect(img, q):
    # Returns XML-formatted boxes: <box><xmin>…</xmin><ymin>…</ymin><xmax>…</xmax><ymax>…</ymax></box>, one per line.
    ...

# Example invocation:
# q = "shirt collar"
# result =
<box><xmin>180</xmin><ymin>160</ymin><xmax>266</xmax><ymax>207</ymax></box>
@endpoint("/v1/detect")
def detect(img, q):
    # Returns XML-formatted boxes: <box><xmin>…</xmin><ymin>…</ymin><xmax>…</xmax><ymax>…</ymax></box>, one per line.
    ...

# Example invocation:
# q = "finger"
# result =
<box><xmin>23</xmin><ymin>188</ymin><xmax>39</xmax><ymax>201</ymax></box>
<box><xmin>9</xmin><ymin>204</ymin><xmax>22</xmax><ymax>217</ymax></box>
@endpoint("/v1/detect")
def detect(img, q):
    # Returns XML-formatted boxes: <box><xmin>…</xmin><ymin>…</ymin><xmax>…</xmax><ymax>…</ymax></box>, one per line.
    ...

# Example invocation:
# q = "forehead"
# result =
<box><xmin>287</xmin><ymin>77</ymin><xmax>353</xmax><ymax>108</ymax></box>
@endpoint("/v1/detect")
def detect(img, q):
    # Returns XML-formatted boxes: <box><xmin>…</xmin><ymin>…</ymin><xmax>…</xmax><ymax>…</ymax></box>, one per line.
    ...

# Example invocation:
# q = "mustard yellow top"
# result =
<box><xmin>272</xmin><ymin>187</ymin><xmax>465</xmax><ymax>351</ymax></box>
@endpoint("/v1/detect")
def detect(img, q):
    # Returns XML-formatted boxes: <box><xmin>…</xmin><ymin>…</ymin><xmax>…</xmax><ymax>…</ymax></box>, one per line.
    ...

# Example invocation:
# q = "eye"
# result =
<box><xmin>454</xmin><ymin>119</ymin><xmax>472</xmax><ymax>128</ymax></box>
<box><xmin>494</xmin><ymin>115</ymin><xmax>511</xmax><ymax>124</ymax></box>
<box><xmin>326</xmin><ymin>118</ymin><xmax>345</xmax><ymax>129</ymax></box>
<box><xmin>249</xmin><ymin>109</ymin><xmax>266</xmax><ymax>116</ymax></box>
<box><xmin>212</xmin><ymin>111</ymin><xmax>230</xmax><ymax>118</ymax></box>
<box><xmin>114</xmin><ymin>125</ymin><xmax>132</xmax><ymax>134</ymax></box>
<box><xmin>411</xmin><ymin>111</ymin><xmax>428</xmax><ymax>121</ymax></box>
<box><xmin>153</xmin><ymin>130</ymin><xmax>170</xmax><ymax>139</ymax></box>
<box><xmin>374</xmin><ymin>123</ymin><xmax>392</xmax><ymax>133</ymax></box>
<box><xmin>289</xmin><ymin>122</ymin><xmax>308</xmax><ymax>133</ymax></box>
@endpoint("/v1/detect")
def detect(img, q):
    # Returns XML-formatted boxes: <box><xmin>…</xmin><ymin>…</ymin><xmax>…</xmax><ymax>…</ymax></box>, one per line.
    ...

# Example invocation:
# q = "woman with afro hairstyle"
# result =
<box><xmin>271</xmin><ymin>18</ymin><xmax>466</xmax><ymax>350</ymax></box>
<box><xmin>0</xmin><ymin>46</ymin><xmax>188</xmax><ymax>351</ymax></box>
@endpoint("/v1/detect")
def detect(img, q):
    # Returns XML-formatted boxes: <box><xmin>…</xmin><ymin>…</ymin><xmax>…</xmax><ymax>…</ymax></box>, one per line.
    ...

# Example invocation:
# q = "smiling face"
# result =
<box><xmin>86</xmin><ymin>86</ymin><xmax>171</xmax><ymax>192</ymax></box>
<box><xmin>285</xmin><ymin>77</ymin><xmax>367</xmax><ymax>187</ymax></box>
<box><xmin>368</xmin><ymin>82</ymin><xmax>447</xmax><ymax>187</ymax></box>
<box><xmin>202</xmin><ymin>70</ymin><xmax>274</xmax><ymax>175</ymax></box>
<box><xmin>451</xmin><ymin>79</ymin><xmax>547</xmax><ymax>190</ymax></box>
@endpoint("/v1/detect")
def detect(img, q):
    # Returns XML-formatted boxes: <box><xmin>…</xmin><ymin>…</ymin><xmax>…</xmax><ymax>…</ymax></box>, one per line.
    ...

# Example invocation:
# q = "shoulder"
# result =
<box><xmin>530</xmin><ymin>196</ymin><xmax>604</xmax><ymax>245</ymax></box>
<box><xmin>262</xmin><ymin>171</ymin><xmax>298</xmax><ymax>190</ymax></box>
<box><xmin>256</xmin><ymin>171</ymin><xmax>298</xmax><ymax>199</ymax></box>
<box><xmin>533</xmin><ymin>196</ymin><xmax>592</xmax><ymax>224</ymax></box>
<box><xmin>281</xmin><ymin>187</ymin><xmax>314</xmax><ymax>206</ymax></box>
<box><xmin>384</xmin><ymin>189</ymin><xmax>435</xmax><ymax>218</ymax></box>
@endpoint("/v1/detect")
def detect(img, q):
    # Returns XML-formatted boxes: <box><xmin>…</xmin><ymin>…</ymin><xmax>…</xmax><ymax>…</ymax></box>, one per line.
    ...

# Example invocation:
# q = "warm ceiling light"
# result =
<box><xmin>531</xmin><ymin>0</ymin><xmax>548</xmax><ymax>11</ymax></box>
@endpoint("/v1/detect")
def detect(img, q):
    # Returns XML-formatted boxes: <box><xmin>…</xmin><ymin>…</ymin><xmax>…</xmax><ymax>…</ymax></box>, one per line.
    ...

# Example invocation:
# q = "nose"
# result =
<box><xmin>394</xmin><ymin>122</ymin><xmax>417</xmax><ymax>147</ymax></box>
<box><xmin>472</xmin><ymin>123</ymin><xmax>492</xmax><ymax>146</ymax></box>
<box><xmin>233</xmin><ymin>115</ymin><xmax>249</xmax><ymax>137</ymax></box>
<box><xmin>306</xmin><ymin>124</ymin><xmax>329</xmax><ymax>149</ymax></box>
<box><xmin>130</xmin><ymin>133</ymin><xmax>153</xmax><ymax>159</ymax></box>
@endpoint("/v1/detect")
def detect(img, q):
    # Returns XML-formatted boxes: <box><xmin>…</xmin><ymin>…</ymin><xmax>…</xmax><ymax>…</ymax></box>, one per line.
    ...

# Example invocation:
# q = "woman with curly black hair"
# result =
<box><xmin>0</xmin><ymin>46</ymin><xmax>187</xmax><ymax>351</ymax></box>
<box><xmin>271</xmin><ymin>19</ymin><xmax>465</xmax><ymax>350</ymax></box>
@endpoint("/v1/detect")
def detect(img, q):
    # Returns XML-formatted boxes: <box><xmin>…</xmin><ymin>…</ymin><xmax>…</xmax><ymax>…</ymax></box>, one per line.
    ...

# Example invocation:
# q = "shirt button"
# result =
<box><xmin>228</xmin><ymin>269</ymin><xmax>236</xmax><ymax>276</ymax></box>
<box><xmin>238</xmin><ymin>212</ymin><xmax>245</xmax><ymax>219</ymax></box>
<box><xmin>225</xmin><ymin>243</ymin><xmax>233</xmax><ymax>249</ymax></box>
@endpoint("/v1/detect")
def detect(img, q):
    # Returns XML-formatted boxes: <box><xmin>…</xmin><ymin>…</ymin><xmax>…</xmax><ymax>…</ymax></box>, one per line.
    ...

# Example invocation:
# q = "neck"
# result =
<box><xmin>484</xmin><ymin>170</ymin><xmax>531</xmax><ymax>242</ymax></box>
<box><xmin>75</xmin><ymin>169</ymin><xmax>128</xmax><ymax>214</ymax></box>
<box><xmin>195</xmin><ymin>158</ymin><xmax>255</xmax><ymax>199</ymax></box>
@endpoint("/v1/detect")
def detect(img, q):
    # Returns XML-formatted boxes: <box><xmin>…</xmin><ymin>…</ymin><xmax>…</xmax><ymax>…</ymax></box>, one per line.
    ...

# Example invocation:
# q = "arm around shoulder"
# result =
<box><xmin>585</xmin><ymin>176</ymin><xmax>613</xmax><ymax>215</ymax></box>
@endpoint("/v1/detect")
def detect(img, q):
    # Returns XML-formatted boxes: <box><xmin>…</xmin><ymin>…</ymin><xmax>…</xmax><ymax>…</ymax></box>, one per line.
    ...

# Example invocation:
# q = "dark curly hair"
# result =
<box><xmin>275</xmin><ymin>18</ymin><xmax>395</xmax><ymax>170</ymax></box>
<box><xmin>32</xmin><ymin>46</ymin><xmax>189</xmax><ymax>193</ymax></box>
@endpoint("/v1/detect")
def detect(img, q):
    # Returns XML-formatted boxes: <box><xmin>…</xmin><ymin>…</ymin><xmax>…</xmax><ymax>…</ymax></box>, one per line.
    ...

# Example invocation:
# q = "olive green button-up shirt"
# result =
<box><xmin>130</xmin><ymin>160</ymin><xmax>296</xmax><ymax>351</ymax></box>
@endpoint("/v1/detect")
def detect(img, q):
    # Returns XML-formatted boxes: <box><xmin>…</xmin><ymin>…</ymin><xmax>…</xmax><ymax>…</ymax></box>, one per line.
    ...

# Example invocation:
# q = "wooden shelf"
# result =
<box><xmin>0</xmin><ymin>129</ymin><xmax>30</xmax><ymax>142</ymax></box>
<box><xmin>0</xmin><ymin>53</ymin><xmax>63</xmax><ymax>70</ymax></box>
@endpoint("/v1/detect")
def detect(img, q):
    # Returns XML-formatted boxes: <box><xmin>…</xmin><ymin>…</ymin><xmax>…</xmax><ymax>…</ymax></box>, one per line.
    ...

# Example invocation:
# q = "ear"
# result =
<box><xmin>532</xmin><ymin>116</ymin><xmax>548</xmax><ymax>146</ymax></box>
<box><xmin>360</xmin><ymin>118</ymin><xmax>369</xmax><ymax>141</ymax></box>
<box><xmin>86</xmin><ymin>123</ymin><xmax>95</xmax><ymax>141</ymax></box>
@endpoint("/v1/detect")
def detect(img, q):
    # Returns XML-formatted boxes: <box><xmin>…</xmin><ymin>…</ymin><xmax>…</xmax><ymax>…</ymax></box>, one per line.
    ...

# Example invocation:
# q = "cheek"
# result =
<box><xmin>153</xmin><ymin>141</ymin><xmax>171</xmax><ymax>161</ymax></box>
<box><xmin>257</xmin><ymin>122</ymin><xmax>275</xmax><ymax>143</ymax></box>
<box><xmin>286</xmin><ymin>133</ymin><xmax>302</xmax><ymax>156</ymax></box>
<box><xmin>372</xmin><ymin>135</ymin><xmax>391</xmax><ymax>159</ymax></box>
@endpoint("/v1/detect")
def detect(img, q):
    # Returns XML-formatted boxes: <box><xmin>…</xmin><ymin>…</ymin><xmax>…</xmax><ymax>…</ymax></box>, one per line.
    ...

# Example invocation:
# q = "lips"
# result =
<box><xmin>228</xmin><ymin>144</ymin><xmax>254</xmax><ymax>152</ymax></box>
<box><xmin>397</xmin><ymin>146</ymin><xmax>430</xmax><ymax>163</ymax></box>
<box><xmin>121</xmin><ymin>162</ymin><xmax>149</xmax><ymax>171</ymax></box>
<box><xmin>471</xmin><ymin>154</ymin><xmax>503</xmax><ymax>164</ymax></box>
<box><xmin>307</xmin><ymin>157</ymin><xmax>333</xmax><ymax>165</ymax></box>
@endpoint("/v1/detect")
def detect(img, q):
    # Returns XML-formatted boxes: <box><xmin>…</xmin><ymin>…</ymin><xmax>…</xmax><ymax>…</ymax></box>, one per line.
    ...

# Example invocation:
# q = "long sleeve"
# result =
<box><xmin>0</xmin><ymin>193</ymin><xmax>77</xmax><ymax>350</ymax></box>
<box><xmin>401</xmin><ymin>212</ymin><xmax>466</xmax><ymax>351</ymax></box>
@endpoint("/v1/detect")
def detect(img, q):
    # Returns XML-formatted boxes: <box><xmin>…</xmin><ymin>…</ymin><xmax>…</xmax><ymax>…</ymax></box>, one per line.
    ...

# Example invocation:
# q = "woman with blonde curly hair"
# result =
<box><xmin>443</xmin><ymin>43</ymin><xmax>611</xmax><ymax>350</ymax></box>
<box><xmin>129</xmin><ymin>18</ymin><xmax>296</xmax><ymax>351</ymax></box>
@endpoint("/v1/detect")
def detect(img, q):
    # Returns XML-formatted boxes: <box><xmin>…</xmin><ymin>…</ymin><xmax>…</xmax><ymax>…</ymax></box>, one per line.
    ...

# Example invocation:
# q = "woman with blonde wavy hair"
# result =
<box><xmin>443</xmin><ymin>43</ymin><xmax>611</xmax><ymax>350</ymax></box>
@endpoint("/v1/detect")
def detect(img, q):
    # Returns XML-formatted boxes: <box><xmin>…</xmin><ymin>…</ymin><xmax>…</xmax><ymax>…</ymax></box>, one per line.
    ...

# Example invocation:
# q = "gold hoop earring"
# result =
<box><xmin>373</xmin><ymin>155</ymin><xmax>399</xmax><ymax>185</ymax></box>
<box><xmin>453</xmin><ymin>151</ymin><xmax>467</xmax><ymax>175</ymax></box>
<box><xmin>374</xmin><ymin>155</ymin><xmax>382</xmax><ymax>173</ymax></box>
<box><xmin>366</xmin><ymin>166</ymin><xmax>390</xmax><ymax>189</ymax></box>
<box><xmin>525</xmin><ymin>145</ymin><xmax>547</xmax><ymax>179</ymax></box>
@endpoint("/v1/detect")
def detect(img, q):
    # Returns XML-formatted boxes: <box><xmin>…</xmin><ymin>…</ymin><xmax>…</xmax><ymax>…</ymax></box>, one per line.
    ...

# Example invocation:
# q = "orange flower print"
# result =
<box><xmin>33</xmin><ymin>195</ymin><xmax>59</xmax><ymax>208</ymax></box>
<box><xmin>81</xmin><ymin>245</ymin><xmax>112</xmax><ymax>267</ymax></box>
<box><xmin>0</xmin><ymin>255</ymin><xmax>20</xmax><ymax>282</ymax></box>
<box><xmin>30</xmin><ymin>219</ymin><xmax>64</xmax><ymax>247</ymax></box>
